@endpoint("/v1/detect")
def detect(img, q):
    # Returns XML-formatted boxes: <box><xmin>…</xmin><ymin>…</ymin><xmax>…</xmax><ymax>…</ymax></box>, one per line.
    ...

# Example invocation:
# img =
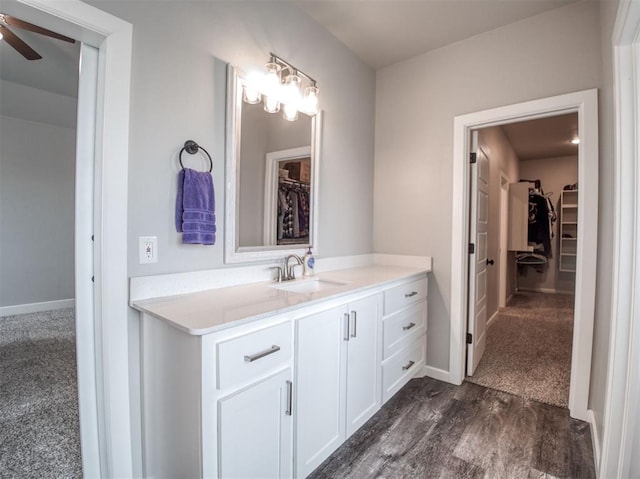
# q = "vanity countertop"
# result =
<box><xmin>132</xmin><ymin>265</ymin><xmax>429</xmax><ymax>335</ymax></box>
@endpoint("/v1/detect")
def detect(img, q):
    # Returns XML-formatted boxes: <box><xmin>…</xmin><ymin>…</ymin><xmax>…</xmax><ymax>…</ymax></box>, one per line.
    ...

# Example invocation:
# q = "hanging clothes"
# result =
<box><xmin>277</xmin><ymin>180</ymin><xmax>310</xmax><ymax>243</ymax></box>
<box><xmin>528</xmin><ymin>188</ymin><xmax>557</xmax><ymax>260</ymax></box>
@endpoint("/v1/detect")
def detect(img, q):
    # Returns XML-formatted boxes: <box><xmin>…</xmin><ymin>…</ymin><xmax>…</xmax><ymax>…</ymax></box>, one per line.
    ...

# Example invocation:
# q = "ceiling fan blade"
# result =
<box><xmin>0</xmin><ymin>25</ymin><xmax>42</xmax><ymax>60</ymax></box>
<box><xmin>1</xmin><ymin>14</ymin><xmax>75</xmax><ymax>43</ymax></box>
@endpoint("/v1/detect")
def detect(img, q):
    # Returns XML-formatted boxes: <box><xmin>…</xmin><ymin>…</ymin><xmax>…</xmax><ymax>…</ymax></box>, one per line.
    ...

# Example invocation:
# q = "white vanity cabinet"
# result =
<box><xmin>295</xmin><ymin>293</ymin><xmax>382</xmax><ymax>478</ymax></box>
<box><xmin>135</xmin><ymin>267</ymin><xmax>430</xmax><ymax>479</ymax></box>
<box><xmin>381</xmin><ymin>277</ymin><xmax>428</xmax><ymax>402</ymax></box>
<box><xmin>218</xmin><ymin>368</ymin><xmax>293</xmax><ymax>478</ymax></box>
<box><xmin>140</xmin><ymin>314</ymin><xmax>294</xmax><ymax>479</ymax></box>
<box><xmin>216</xmin><ymin>322</ymin><xmax>294</xmax><ymax>478</ymax></box>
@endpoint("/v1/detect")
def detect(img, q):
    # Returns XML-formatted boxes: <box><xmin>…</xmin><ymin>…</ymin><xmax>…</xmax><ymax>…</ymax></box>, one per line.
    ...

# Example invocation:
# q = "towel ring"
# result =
<box><xmin>179</xmin><ymin>140</ymin><xmax>213</xmax><ymax>172</ymax></box>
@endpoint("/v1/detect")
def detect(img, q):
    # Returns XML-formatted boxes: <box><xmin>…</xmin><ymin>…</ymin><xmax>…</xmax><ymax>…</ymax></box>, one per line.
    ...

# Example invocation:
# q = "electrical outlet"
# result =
<box><xmin>139</xmin><ymin>236</ymin><xmax>158</xmax><ymax>264</ymax></box>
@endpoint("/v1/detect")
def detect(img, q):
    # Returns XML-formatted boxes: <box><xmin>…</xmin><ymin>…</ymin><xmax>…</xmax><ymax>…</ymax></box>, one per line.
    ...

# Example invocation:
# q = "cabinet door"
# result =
<box><xmin>295</xmin><ymin>306</ymin><xmax>347</xmax><ymax>478</ymax></box>
<box><xmin>218</xmin><ymin>368</ymin><xmax>293</xmax><ymax>479</ymax></box>
<box><xmin>345</xmin><ymin>294</ymin><xmax>382</xmax><ymax>437</ymax></box>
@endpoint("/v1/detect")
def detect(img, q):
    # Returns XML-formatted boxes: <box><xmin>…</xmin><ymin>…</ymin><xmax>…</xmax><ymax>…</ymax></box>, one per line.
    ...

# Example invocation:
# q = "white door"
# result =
<box><xmin>218</xmin><ymin>368</ymin><xmax>293</xmax><ymax>479</ymax></box>
<box><xmin>345</xmin><ymin>295</ymin><xmax>382</xmax><ymax>437</ymax></box>
<box><xmin>295</xmin><ymin>306</ymin><xmax>347</xmax><ymax>478</ymax></box>
<box><xmin>467</xmin><ymin>132</ymin><xmax>489</xmax><ymax>375</ymax></box>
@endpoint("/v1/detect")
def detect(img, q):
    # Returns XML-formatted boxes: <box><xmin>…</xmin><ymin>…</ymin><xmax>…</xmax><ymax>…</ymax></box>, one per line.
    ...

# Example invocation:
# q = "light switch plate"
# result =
<box><xmin>139</xmin><ymin>236</ymin><xmax>158</xmax><ymax>264</ymax></box>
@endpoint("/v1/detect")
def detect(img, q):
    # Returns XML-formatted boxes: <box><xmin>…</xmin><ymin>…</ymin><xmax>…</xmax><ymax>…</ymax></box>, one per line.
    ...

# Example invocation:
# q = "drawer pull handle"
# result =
<box><xmin>402</xmin><ymin>322</ymin><xmax>416</xmax><ymax>331</ymax></box>
<box><xmin>344</xmin><ymin>313</ymin><xmax>350</xmax><ymax>341</ymax></box>
<box><xmin>244</xmin><ymin>345</ymin><xmax>280</xmax><ymax>362</ymax></box>
<box><xmin>285</xmin><ymin>380</ymin><xmax>293</xmax><ymax>416</ymax></box>
<box><xmin>402</xmin><ymin>360</ymin><xmax>416</xmax><ymax>371</ymax></box>
<box><xmin>405</xmin><ymin>291</ymin><xmax>418</xmax><ymax>298</ymax></box>
<box><xmin>350</xmin><ymin>311</ymin><xmax>357</xmax><ymax>338</ymax></box>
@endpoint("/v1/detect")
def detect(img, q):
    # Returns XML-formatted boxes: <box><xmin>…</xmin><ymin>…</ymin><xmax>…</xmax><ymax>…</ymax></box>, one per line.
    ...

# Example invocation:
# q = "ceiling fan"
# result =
<box><xmin>0</xmin><ymin>13</ymin><xmax>75</xmax><ymax>61</ymax></box>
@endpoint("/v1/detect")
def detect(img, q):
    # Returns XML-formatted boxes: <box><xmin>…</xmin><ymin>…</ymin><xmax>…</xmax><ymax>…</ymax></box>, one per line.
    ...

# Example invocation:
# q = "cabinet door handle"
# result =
<box><xmin>402</xmin><ymin>360</ymin><xmax>416</xmax><ymax>371</ymax></box>
<box><xmin>350</xmin><ymin>311</ymin><xmax>357</xmax><ymax>338</ymax></box>
<box><xmin>405</xmin><ymin>291</ymin><xmax>418</xmax><ymax>298</ymax></box>
<box><xmin>402</xmin><ymin>322</ymin><xmax>416</xmax><ymax>331</ymax></box>
<box><xmin>285</xmin><ymin>380</ymin><xmax>293</xmax><ymax>416</ymax></box>
<box><xmin>344</xmin><ymin>313</ymin><xmax>350</xmax><ymax>341</ymax></box>
<box><xmin>244</xmin><ymin>345</ymin><xmax>280</xmax><ymax>362</ymax></box>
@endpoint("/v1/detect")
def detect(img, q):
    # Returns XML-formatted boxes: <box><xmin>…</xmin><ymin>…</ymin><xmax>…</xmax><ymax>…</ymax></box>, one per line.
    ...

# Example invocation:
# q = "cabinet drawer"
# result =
<box><xmin>381</xmin><ymin>337</ymin><xmax>426</xmax><ymax>403</ymax></box>
<box><xmin>384</xmin><ymin>277</ymin><xmax>428</xmax><ymax>315</ymax></box>
<box><xmin>217</xmin><ymin>321</ymin><xmax>292</xmax><ymax>390</ymax></box>
<box><xmin>382</xmin><ymin>300</ymin><xmax>427</xmax><ymax>360</ymax></box>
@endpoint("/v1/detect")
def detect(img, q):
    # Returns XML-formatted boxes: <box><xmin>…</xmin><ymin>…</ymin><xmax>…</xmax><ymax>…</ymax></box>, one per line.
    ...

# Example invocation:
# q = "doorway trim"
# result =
<box><xmin>450</xmin><ymin>89</ymin><xmax>598</xmax><ymax>421</ymax></box>
<box><xmin>12</xmin><ymin>0</ymin><xmax>133</xmax><ymax>476</ymax></box>
<box><xmin>498</xmin><ymin>171</ymin><xmax>509</xmax><ymax>309</ymax></box>
<box><xmin>599</xmin><ymin>0</ymin><xmax>640</xmax><ymax>476</ymax></box>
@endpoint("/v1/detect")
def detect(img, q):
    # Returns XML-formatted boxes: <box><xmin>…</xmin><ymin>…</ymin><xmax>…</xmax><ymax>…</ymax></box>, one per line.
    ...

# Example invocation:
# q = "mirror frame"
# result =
<box><xmin>224</xmin><ymin>65</ymin><xmax>321</xmax><ymax>264</ymax></box>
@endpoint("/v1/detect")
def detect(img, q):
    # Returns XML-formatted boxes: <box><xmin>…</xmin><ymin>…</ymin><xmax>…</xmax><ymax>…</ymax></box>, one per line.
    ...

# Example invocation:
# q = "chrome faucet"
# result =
<box><xmin>284</xmin><ymin>254</ymin><xmax>303</xmax><ymax>281</ymax></box>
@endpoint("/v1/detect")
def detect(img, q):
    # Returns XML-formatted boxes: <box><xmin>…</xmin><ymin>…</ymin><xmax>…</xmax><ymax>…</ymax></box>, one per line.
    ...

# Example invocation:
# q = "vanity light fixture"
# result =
<box><xmin>571</xmin><ymin>137</ymin><xmax>580</xmax><ymax>145</ymax></box>
<box><xmin>242</xmin><ymin>53</ymin><xmax>319</xmax><ymax>120</ymax></box>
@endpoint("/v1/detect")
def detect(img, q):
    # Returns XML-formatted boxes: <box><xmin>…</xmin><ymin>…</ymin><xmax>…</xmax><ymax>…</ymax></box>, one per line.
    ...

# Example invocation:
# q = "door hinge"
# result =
<box><xmin>466</xmin><ymin>333</ymin><xmax>473</xmax><ymax>344</ymax></box>
<box><xmin>470</xmin><ymin>152</ymin><xmax>477</xmax><ymax>164</ymax></box>
<box><xmin>468</xmin><ymin>243</ymin><xmax>475</xmax><ymax>254</ymax></box>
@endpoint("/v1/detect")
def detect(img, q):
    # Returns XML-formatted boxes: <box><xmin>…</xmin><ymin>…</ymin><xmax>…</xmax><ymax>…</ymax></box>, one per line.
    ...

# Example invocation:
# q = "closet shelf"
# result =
<box><xmin>559</xmin><ymin>189</ymin><xmax>578</xmax><ymax>275</ymax></box>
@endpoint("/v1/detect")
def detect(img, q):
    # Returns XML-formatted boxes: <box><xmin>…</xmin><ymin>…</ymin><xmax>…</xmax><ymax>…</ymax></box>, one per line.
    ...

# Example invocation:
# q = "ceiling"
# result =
<box><xmin>1</xmin><ymin>1</ymin><xmax>580</xmax><ymax>159</ymax></box>
<box><xmin>500</xmin><ymin>113</ymin><xmax>579</xmax><ymax>161</ymax></box>
<box><xmin>0</xmin><ymin>23</ymin><xmax>79</xmax><ymax>97</ymax></box>
<box><xmin>295</xmin><ymin>0</ymin><xmax>579</xmax><ymax>70</ymax></box>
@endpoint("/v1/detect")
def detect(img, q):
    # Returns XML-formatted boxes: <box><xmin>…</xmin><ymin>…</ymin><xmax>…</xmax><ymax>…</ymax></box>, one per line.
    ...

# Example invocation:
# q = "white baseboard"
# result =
<box><xmin>0</xmin><ymin>298</ymin><xmax>75</xmax><ymax>317</ymax></box>
<box><xmin>516</xmin><ymin>287</ymin><xmax>574</xmax><ymax>295</ymax></box>
<box><xmin>487</xmin><ymin>310</ymin><xmax>500</xmax><ymax>328</ymax></box>
<box><xmin>587</xmin><ymin>409</ymin><xmax>600</xmax><ymax>473</ymax></box>
<box><xmin>423</xmin><ymin>365</ymin><xmax>452</xmax><ymax>383</ymax></box>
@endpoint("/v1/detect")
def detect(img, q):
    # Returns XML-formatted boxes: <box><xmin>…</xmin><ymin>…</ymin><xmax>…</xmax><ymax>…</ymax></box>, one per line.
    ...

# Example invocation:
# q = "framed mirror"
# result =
<box><xmin>224</xmin><ymin>65</ymin><xmax>321</xmax><ymax>264</ymax></box>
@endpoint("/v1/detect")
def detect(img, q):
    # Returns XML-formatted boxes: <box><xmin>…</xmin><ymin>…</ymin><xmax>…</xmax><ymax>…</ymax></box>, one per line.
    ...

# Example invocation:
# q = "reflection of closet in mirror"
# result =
<box><xmin>264</xmin><ymin>147</ymin><xmax>311</xmax><ymax>246</ymax></box>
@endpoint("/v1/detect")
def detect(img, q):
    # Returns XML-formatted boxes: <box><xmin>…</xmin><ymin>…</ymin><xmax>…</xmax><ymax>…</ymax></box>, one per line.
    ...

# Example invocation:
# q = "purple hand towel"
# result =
<box><xmin>175</xmin><ymin>168</ymin><xmax>216</xmax><ymax>245</ymax></box>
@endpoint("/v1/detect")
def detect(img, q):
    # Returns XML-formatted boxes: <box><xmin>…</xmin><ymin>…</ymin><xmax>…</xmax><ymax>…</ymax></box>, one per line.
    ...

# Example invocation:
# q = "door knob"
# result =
<box><xmin>486</xmin><ymin>259</ymin><xmax>495</xmax><ymax>266</ymax></box>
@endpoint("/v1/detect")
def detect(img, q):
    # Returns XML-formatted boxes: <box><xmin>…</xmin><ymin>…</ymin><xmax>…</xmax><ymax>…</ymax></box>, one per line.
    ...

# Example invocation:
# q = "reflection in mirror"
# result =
<box><xmin>263</xmin><ymin>147</ymin><xmax>311</xmax><ymax>246</ymax></box>
<box><xmin>225</xmin><ymin>65</ymin><xmax>321</xmax><ymax>264</ymax></box>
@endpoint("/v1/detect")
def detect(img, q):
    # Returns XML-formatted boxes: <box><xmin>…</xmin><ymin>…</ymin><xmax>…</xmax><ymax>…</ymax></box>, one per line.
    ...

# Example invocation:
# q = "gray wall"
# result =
<box><xmin>477</xmin><ymin>127</ymin><xmax>520</xmax><ymax>319</ymax></box>
<box><xmin>85</xmin><ymin>0</ymin><xmax>376</xmax><ymax>277</ymax></box>
<box><xmin>373</xmin><ymin>0</ymin><xmax>603</xmax><ymax>370</ymax></box>
<box><xmin>517</xmin><ymin>156</ymin><xmax>578</xmax><ymax>294</ymax></box>
<box><xmin>0</xmin><ymin>113</ymin><xmax>76</xmax><ymax>307</ymax></box>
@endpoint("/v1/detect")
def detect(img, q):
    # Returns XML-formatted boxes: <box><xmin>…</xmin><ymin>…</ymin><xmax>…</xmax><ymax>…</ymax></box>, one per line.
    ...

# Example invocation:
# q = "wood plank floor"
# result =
<box><xmin>308</xmin><ymin>378</ymin><xmax>595</xmax><ymax>479</ymax></box>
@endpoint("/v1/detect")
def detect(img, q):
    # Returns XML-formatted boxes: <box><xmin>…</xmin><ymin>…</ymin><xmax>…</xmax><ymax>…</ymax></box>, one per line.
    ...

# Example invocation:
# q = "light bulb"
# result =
<box><xmin>264</xmin><ymin>94</ymin><xmax>280</xmax><ymax>113</ymax></box>
<box><xmin>264</xmin><ymin>61</ymin><xmax>282</xmax><ymax>96</ymax></box>
<box><xmin>571</xmin><ymin>138</ymin><xmax>580</xmax><ymax>145</ymax></box>
<box><xmin>283</xmin><ymin>102</ymin><xmax>298</xmax><ymax>121</ymax></box>
<box><xmin>283</xmin><ymin>73</ymin><xmax>301</xmax><ymax>107</ymax></box>
<box><xmin>243</xmin><ymin>84</ymin><xmax>261</xmax><ymax>104</ymax></box>
<box><xmin>302</xmin><ymin>85</ymin><xmax>319</xmax><ymax>115</ymax></box>
<box><xmin>242</xmin><ymin>73</ymin><xmax>262</xmax><ymax>104</ymax></box>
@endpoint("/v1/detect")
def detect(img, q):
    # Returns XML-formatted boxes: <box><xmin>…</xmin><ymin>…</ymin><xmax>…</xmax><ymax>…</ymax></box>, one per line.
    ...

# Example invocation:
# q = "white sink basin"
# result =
<box><xmin>272</xmin><ymin>278</ymin><xmax>350</xmax><ymax>294</ymax></box>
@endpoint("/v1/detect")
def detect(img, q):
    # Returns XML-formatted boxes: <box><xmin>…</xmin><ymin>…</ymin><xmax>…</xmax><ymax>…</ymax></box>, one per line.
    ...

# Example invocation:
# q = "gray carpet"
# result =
<box><xmin>0</xmin><ymin>308</ymin><xmax>82</xmax><ymax>478</ymax></box>
<box><xmin>466</xmin><ymin>292</ymin><xmax>574</xmax><ymax>408</ymax></box>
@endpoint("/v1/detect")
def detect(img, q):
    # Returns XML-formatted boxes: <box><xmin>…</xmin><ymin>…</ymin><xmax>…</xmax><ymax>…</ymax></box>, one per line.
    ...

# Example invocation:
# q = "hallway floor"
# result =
<box><xmin>309</xmin><ymin>377</ymin><xmax>594</xmax><ymax>479</ymax></box>
<box><xmin>467</xmin><ymin>292</ymin><xmax>574</xmax><ymax>408</ymax></box>
<box><xmin>0</xmin><ymin>308</ymin><xmax>81</xmax><ymax>478</ymax></box>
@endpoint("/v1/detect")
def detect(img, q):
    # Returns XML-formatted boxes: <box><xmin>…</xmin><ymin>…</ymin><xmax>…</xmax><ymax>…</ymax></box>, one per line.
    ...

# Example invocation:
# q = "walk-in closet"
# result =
<box><xmin>466</xmin><ymin>113</ymin><xmax>578</xmax><ymax>409</ymax></box>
